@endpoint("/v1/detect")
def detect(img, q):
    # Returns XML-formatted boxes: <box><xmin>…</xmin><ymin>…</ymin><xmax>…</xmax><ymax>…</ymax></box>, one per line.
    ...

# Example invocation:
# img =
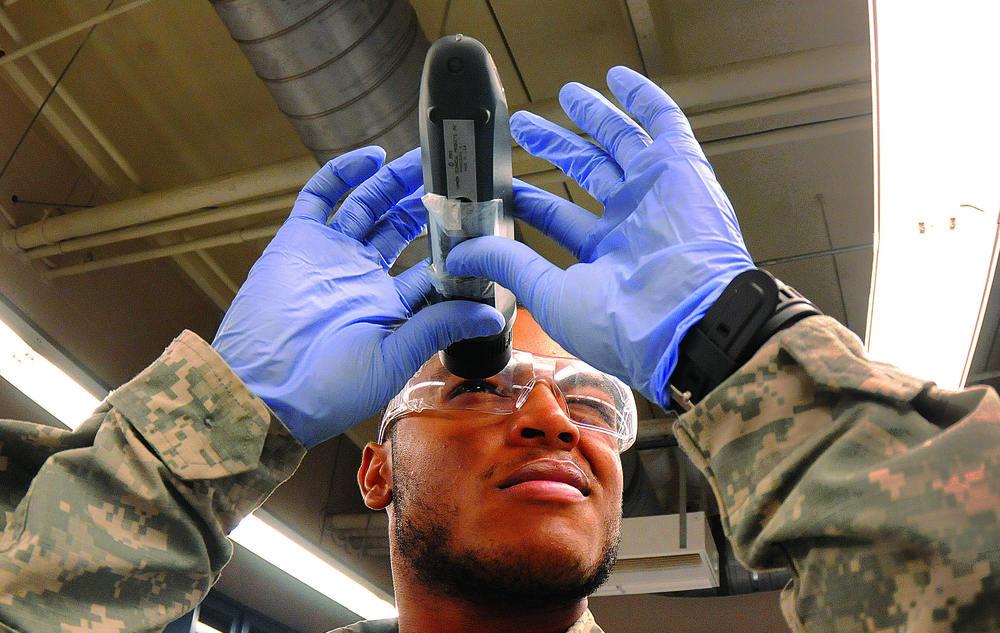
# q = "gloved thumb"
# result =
<box><xmin>447</xmin><ymin>236</ymin><xmax>564</xmax><ymax>318</ymax></box>
<box><xmin>381</xmin><ymin>300</ymin><xmax>506</xmax><ymax>379</ymax></box>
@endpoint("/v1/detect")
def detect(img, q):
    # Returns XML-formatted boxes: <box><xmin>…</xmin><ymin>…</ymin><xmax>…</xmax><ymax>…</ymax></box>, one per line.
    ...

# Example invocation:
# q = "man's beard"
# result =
<box><xmin>391</xmin><ymin>448</ymin><xmax>620</xmax><ymax>608</ymax></box>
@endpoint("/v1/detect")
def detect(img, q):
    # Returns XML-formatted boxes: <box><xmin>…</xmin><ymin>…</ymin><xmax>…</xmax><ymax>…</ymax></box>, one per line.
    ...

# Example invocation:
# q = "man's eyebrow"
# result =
<box><xmin>561</xmin><ymin>371</ymin><xmax>621</xmax><ymax>402</ymax></box>
<box><xmin>561</xmin><ymin>371</ymin><xmax>613</xmax><ymax>388</ymax></box>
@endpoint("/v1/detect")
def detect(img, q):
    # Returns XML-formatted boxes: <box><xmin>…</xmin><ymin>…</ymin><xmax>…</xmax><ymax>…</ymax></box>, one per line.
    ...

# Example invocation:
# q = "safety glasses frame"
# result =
<box><xmin>378</xmin><ymin>350</ymin><xmax>638</xmax><ymax>452</ymax></box>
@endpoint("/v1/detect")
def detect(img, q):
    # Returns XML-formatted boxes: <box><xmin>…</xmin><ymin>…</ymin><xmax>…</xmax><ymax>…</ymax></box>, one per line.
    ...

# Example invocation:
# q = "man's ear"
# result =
<box><xmin>358</xmin><ymin>441</ymin><xmax>393</xmax><ymax>510</ymax></box>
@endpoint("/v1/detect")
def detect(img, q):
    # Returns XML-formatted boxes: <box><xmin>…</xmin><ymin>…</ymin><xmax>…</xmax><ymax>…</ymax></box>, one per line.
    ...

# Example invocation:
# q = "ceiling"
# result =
<box><xmin>0</xmin><ymin>0</ymin><xmax>879</xmax><ymax>630</ymax></box>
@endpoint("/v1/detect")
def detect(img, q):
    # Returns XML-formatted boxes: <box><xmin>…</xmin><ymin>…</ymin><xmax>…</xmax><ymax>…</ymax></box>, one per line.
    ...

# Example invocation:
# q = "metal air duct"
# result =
<box><xmin>209</xmin><ymin>0</ymin><xmax>428</xmax><ymax>163</ymax></box>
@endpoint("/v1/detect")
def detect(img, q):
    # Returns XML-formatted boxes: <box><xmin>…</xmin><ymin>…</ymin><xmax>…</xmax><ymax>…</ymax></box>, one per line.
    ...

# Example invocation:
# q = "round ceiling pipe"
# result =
<box><xmin>209</xmin><ymin>0</ymin><xmax>428</xmax><ymax>163</ymax></box>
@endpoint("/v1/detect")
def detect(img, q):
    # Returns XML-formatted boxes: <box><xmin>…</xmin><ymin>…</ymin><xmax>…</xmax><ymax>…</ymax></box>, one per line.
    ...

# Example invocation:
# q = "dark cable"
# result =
<box><xmin>0</xmin><ymin>0</ymin><xmax>116</xmax><ymax>189</ymax></box>
<box><xmin>10</xmin><ymin>195</ymin><xmax>94</xmax><ymax>209</ymax></box>
<box><xmin>437</xmin><ymin>0</ymin><xmax>453</xmax><ymax>39</ymax></box>
<box><xmin>483</xmin><ymin>0</ymin><xmax>531</xmax><ymax>102</ymax></box>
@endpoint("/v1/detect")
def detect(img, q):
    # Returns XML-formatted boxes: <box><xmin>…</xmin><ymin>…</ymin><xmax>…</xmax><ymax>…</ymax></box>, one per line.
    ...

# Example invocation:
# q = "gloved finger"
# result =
<box><xmin>381</xmin><ymin>300</ymin><xmax>506</xmax><ymax>383</ymax></box>
<box><xmin>330</xmin><ymin>148</ymin><xmax>422</xmax><ymax>239</ymax></box>
<box><xmin>510</xmin><ymin>110</ymin><xmax>624</xmax><ymax>203</ymax></box>
<box><xmin>606</xmin><ymin>67</ymin><xmax>703</xmax><ymax>157</ymax></box>
<box><xmin>512</xmin><ymin>180</ymin><xmax>596</xmax><ymax>260</ymax></box>
<box><xmin>558</xmin><ymin>81</ymin><xmax>652</xmax><ymax>170</ymax></box>
<box><xmin>447</xmin><ymin>236</ymin><xmax>563</xmax><ymax>317</ymax></box>
<box><xmin>291</xmin><ymin>146</ymin><xmax>386</xmax><ymax>223</ymax></box>
<box><xmin>392</xmin><ymin>260</ymin><xmax>434</xmax><ymax>317</ymax></box>
<box><xmin>367</xmin><ymin>192</ymin><xmax>427</xmax><ymax>269</ymax></box>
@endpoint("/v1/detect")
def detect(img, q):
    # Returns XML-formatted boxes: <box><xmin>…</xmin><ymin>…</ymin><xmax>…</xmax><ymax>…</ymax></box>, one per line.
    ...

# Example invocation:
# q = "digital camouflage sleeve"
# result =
<box><xmin>0</xmin><ymin>331</ymin><xmax>306</xmax><ymax>633</ymax></box>
<box><xmin>674</xmin><ymin>315</ymin><xmax>1000</xmax><ymax>633</ymax></box>
<box><xmin>3</xmin><ymin>317</ymin><xmax>998</xmax><ymax>633</ymax></box>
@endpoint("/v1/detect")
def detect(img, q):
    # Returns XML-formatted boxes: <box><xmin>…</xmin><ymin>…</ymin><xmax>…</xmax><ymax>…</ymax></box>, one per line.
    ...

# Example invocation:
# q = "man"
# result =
<box><xmin>0</xmin><ymin>66</ymin><xmax>997</xmax><ymax>633</ymax></box>
<box><xmin>355</xmin><ymin>309</ymin><xmax>628</xmax><ymax>633</ymax></box>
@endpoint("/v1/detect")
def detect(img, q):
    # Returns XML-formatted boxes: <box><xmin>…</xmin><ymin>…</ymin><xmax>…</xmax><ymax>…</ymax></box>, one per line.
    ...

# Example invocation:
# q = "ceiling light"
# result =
<box><xmin>0</xmin><ymin>311</ymin><xmax>102</xmax><ymax>430</ymax></box>
<box><xmin>229</xmin><ymin>510</ymin><xmax>397</xmax><ymax>621</ymax></box>
<box><xmin>865</xmin><ymin>0</ymin><xmax>1000</xmax><ymax>389</ymax></box>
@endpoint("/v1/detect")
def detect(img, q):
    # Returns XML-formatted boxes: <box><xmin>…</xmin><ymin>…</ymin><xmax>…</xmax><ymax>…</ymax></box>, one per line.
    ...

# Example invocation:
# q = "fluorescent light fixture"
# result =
<box><xmin>865</xmin><ymin>0</ymin><xmax>1000</xmax><ymax>389</ymax></box>
<box><xmin>0</xmin><ymin>315</ymin><xmax>102</xmax><ymax>430</ymax></box>
<box><xmin>229</xmin><ymin>510</ymin><xmax>397</xmax><ymax>621</ymax></box>
<box><xmin>593</xmin><ymin>512</ymin><xmax>719</xmax><ymax>596</ymax></box>
<box><xmin>194</xmin><ymin>623</ymin><xmax>226</xmax><ymax>633</ymax></box>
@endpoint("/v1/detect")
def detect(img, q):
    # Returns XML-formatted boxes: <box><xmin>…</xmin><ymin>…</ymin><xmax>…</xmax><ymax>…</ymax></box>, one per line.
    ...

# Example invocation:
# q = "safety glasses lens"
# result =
<box><xmin>381</xmin><ymin>352</ymin><xmax>637</xmax><ymax>450</ymax></box>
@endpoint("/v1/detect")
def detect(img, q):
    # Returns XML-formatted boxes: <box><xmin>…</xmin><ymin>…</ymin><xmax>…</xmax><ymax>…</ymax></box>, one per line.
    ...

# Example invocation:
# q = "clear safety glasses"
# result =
<box><xmin>379</xmin><ymin>350</ymin><xmax>638</xmax><ymax>452</ymax></box>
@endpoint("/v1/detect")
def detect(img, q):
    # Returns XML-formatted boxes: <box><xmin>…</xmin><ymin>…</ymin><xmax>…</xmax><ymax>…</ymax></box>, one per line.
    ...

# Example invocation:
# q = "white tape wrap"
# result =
<box><xmin>422</xmin><ymin>192</ymin><xmax>503</xmax><ymax>300</ymax></box>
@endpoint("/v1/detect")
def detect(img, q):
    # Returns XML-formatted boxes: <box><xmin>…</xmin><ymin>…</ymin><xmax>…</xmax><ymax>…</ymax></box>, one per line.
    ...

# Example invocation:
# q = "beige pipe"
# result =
<box><xmin>26</xmin><ymin>193</ymin><xmax>296</xmax><ymax>259</ymax></box>
<box><xmin>49</xmin><ymin>115</ymin><xmax>871</xmax><ymax>278</ymax></box>
<box><xmin>47</xmin><ymin>224</ymin><xmax>281</xmax><ymax>278</ymax></box>
<box><xmin>21</xmin><ymin>81</ymin><xmax>866</xmax><ymax>255</ymax></box>
<box><xmin>8</xmin><ymin>44</ymin><xmax>869</xmax><ymax>256</ymax></box>
<box><xmin>4</xmin><ymin>156</ymin><xmax>318</xmax><ymax>252</ymax></box>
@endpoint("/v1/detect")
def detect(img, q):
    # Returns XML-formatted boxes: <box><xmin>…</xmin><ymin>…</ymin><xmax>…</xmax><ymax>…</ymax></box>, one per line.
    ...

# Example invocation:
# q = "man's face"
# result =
<box><xmin>362</xmin><ymin>312</ymin><xmax>624</xmax><ymax>605</ymax></box>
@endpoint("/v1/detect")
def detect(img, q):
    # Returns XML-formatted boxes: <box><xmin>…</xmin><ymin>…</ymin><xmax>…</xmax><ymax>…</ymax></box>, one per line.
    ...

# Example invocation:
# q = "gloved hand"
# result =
<box><xmin>447</xmin><ymin>67</ymin><xmax>754</xmax><ymax>407</ymax></box>
<box><xmin>213</xmin><ymin>147</ymin><xmax>504</xmax><ymax>448</ymax></box>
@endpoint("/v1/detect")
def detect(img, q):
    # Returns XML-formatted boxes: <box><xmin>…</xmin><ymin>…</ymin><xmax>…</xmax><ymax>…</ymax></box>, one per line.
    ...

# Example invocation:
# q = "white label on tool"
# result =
<box><xmin>443</xmin><ymin>119</ymin><xmax>477</xmax><ymax>201</ymax></box>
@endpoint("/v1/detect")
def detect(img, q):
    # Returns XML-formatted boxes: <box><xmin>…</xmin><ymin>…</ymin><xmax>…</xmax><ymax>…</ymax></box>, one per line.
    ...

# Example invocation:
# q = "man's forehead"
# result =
<box><xmin>512</xmin><ymin>307</ymin><xmax>573</xmax><ymax>358</ymax></box>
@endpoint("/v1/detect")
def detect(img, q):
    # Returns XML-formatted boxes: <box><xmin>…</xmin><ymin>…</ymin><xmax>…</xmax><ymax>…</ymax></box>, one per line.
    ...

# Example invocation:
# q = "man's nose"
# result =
<box><xmin>507</xmin><ymin>381</ymin><xmax>581</xmax><ymax>449</ymax></box>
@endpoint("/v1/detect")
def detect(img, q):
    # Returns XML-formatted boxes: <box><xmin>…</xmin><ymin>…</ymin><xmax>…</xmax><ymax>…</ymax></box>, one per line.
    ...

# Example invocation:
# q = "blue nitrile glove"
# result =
<box><xmin>213</xmin><ymin>147</ymin><xmax>505</xmax><ymax>448</ymax></box>
<box><xmin>447</xmin><ymin>67</ymin><xmax>755</xmax><ymax>407</ymax></box>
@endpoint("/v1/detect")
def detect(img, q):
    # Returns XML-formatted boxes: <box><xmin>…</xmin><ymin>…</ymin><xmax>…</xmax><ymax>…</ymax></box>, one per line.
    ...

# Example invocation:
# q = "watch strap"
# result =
<box><xmin>670</xmin><ymin>269</ymin><xmax>822</xmax><ymax>409</ymax></box>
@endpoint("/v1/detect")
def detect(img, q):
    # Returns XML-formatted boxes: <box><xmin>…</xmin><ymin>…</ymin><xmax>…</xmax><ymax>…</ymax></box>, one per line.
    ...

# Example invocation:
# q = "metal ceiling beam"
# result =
<box><xmin>3</xmin><ymin>43</ymin><xmax>871</xmax><ymax>263</ymax></box>
<box><xmin>13</xmin><ymin>81</ymin><xmax>870</xmax><ymax>261</ymax></box>
<box><xmin>512</xmin><ymin>82</ymin><xmax>871</xmax><ymax>176</ymax></box>
<box><xmin>520</xmin><ymin>43</ymin><xmax>871</xmax><ymax>133</ymax></box>
<box><xmin>9</xmin><ymin>115</ymin><xmax>873</xmax><ymax>277</ymax></box>
<box><xmin>623</xmin><ymin>0</ymin><xmax>668</xmax><ymax>76</ymax></box>
<box><xmin>0</xmin><ymin>0</ymin><xmax>155</xmax><ymax>68</ymax></box>
<box><xmin>40</xmin><ymin>113</ymin><xmax>872</xmax><ymax>278</ymax></box>
<box><xmin>0</xmin><ymin>3</ymin><xmax>251</xmax><ymax>311</ymax></box>
<box><xmin>687</xmin><ymin>83</ymin><xmax>871</xmax><ymax>130</ymax></box>
<box><xmin>521</xmin><ymin>114</ymin><xmax>871</xmax><ymax>188</ymax></box>
<box><xmin>0</xmin><ymin>7</ymin><xmax>142</xmax><ymax>193</ymax></box>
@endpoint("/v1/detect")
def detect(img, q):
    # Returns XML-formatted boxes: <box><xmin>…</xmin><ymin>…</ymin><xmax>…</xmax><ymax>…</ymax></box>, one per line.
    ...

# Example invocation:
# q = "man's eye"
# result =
<box><xmin>446</xmin><ymin>380</ymin><xmax>506</xmax><ymax>400</ymax></box>
<box><xmin>566</xmin><ymin>395</ymin><xmax>617</xmax><ymax>429</ymax></box>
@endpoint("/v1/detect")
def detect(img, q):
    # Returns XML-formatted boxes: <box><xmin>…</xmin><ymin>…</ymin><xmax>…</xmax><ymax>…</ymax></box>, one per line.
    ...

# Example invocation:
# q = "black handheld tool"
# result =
<box><xmin>419</xmin><ymin>34</ymin><xmax>516</xmax><ymax>378</ymax></box>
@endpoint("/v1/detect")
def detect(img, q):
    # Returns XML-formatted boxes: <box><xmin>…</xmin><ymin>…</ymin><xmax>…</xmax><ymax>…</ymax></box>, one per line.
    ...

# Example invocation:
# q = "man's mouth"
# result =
<box><xmin>497</xmin><ymin>459</ymin><xmax>592</xmax><ymax>496</ymax></box>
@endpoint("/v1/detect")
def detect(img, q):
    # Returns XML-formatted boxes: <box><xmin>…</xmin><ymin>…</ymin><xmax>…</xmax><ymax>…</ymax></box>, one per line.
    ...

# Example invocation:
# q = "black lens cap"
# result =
<box><xmin>441</xmin><ymin>319</ymin><xmax>513</xmax><ymax>379</ymax></box>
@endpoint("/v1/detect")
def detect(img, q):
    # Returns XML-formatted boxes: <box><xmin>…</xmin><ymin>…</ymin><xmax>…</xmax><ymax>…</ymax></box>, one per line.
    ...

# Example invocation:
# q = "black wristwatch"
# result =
<box><xmin>669</xmin><ymin>269</ymin><xmax>822</xmax><ymax>410</ymax></box>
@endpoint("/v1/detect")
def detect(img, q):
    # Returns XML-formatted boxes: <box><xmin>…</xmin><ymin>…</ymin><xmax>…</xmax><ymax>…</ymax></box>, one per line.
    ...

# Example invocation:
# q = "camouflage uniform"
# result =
<box><xmin>1</xmin><ymin>316</ymin><xmax>998</xmax><ymax>632</ymax></box>
<box><xmin>0</xmin><ymin>331</ymin><xmax>305</xmax><ymax>633</ymax></box>
<box><xmin>675</xmin><ymin>315</ymin><xmax>1000</xmax><ymax>632</ymax></box>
